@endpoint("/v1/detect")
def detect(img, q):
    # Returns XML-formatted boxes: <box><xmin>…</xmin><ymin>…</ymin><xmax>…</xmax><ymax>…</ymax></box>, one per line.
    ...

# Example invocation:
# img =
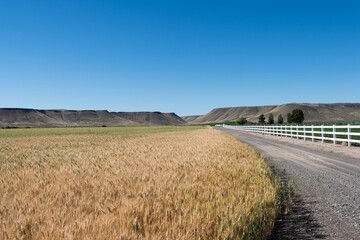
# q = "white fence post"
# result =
<box><xmin>333</xmin><ymin>125</ymin><xmax>336</xmax><ymax>144</ymax></box>
<box><xmin>312</xmin><ymin>125</ymin><xmax>314</xmax><ymax>142</ymax></box>
<box><xmin>292</xmin><ymin>125</ymin><xmax>294</xmax><ymax>138</ymax></box>
<box><xmin>289</xmin><ymin>125</ymin><xmax>291</xmax><ymax>138</ymax></box>
<box><xmin>348</xmin><ymin>124</ymin><xmax>351</xmax><ymax>147</ymax></box>
<box><xmin>296</xmin><ymin>126</ymin><xmax>299</xmax><ymax>139</ymax></box>
<box><xmin>321</xmin><ymin>125</ymin><xmax>324</xmax><ymax>144</ymax></box>
<box><xmin>304</xmin><ymin>125</ymin><xmax>306</xmax><ymax>141</ymax></box>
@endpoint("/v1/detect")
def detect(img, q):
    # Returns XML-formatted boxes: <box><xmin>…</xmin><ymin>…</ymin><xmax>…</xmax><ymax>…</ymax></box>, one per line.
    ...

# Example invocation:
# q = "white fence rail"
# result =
<box><xmin>222</xmin><ymin>124</ymin><xmax>360</xmax><ymax>147</ymax></box>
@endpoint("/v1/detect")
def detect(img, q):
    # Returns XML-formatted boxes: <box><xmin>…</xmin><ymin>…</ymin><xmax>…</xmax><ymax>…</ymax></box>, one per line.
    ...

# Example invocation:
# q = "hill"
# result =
<box><xmin>0</xmin><ymin>108</ymin><xmax>186</xmax><ymax>128</ymax></box>
<box><xmin>181</xmin><ymin>115</ymin><xmax>202</xmax><ymax>122</ymax></box>
<box><xmin>185</xmin><ymin>103</ymin><xmax>360</xmax><ymax>124</ymax></box>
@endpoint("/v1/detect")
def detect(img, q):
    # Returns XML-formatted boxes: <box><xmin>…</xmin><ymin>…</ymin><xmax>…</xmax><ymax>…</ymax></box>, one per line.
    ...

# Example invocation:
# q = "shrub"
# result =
<box><xmin>235</xmin><ymin>117</ymin><xmax>248</xmax><ymax>125</ymax></box>
<box><xmin>278</xmin><ymin>114</ymin><xmax>284</xmax><ymax>124</ymax></box>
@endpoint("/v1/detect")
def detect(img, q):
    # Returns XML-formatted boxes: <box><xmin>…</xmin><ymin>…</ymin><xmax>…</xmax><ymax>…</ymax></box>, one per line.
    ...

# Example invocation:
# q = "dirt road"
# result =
<box><xmin>217</xmin><ymin>127</ymin><xmax>360</xmax><ymax>240</ymax></box>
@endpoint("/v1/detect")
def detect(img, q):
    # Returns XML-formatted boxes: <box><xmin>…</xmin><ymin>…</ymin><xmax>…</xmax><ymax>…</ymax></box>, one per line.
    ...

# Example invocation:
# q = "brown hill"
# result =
<box><xmin>181</xmin><ymin>115</ymin><xmax>202</xmax><ymax>122</ymax></box>
<box><xmin>114</xmin><ymin>112</ymin><xmax>186</xmax><ymax>126</ymax></box>
<box><xmin>186</xmin><ymin>103</ymin><xmax>360</xmax><ymax>124</ymax></box>
<box><xmin>0</xmin><ymin>108</ymin><xmax>186</xmax><ymax>128</ymax></box>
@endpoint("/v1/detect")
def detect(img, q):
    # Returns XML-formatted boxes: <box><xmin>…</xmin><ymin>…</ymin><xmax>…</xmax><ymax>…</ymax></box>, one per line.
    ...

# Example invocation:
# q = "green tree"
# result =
<box><xmin>287</xmin><ymin>113</ymin><xmax>292</xmax><ymax>124</ymax></box>
<box><xmin>278</xmin><ymin>114</ymin><xmax>284</xmax><ymax>124</ymax></box>
<box><xmin>235</xmin><ymin>117</ymin><xmax>247</xmax><ymax>125</ymax></box>
<box><xmin>291</xmin><ymin>109</ymin><xmax>305</xmax><ymax>123</ymax></box>
<box><xmin>268</xmin><ymin>114</ymin><xmax>274</xmax><ymax>124</ymax></box>
<box><xmin>259</xmin><ymin>114</ymin><xmax>265</xmax><ymax>124</ymax></box>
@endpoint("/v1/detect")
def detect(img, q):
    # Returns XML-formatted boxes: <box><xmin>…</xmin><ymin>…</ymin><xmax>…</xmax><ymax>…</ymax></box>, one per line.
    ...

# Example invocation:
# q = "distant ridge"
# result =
<box><xmin>181</xmin><ymin>115</ymin><xmax>202</xmax><ymax>123</ymax></box>
<box><xmin>0</xmin><ymin>108</ymin><xmax>186</xmax><ymax>127</ymax></box>
<box><xmin>183</xmin><ymin>103</ymin><xmax>360</xmax><ymax>124</ymax></box>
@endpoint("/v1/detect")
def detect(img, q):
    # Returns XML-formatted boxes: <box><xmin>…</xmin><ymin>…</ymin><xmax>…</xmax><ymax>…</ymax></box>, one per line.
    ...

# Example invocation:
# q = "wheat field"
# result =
<box><xmin>0</xmin><ymin>126</ymin><xmax>278</xmax><ymax>239</ymax></box>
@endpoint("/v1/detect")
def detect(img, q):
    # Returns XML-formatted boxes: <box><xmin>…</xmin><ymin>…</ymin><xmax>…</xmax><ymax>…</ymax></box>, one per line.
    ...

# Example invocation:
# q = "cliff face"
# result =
<box><xmin>0</xmin><ymin>108</ymin><xmax>186</xmax><ymax>127</ymax></box>
<box><xmin>184</xmin><ymin>103</ymin><xmax>360</xmax><ymax>124</ymax></box>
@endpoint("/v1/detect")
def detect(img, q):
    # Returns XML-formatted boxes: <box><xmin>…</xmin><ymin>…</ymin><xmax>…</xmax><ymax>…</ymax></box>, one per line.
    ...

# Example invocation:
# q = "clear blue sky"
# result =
<box><xmin>1</xmin><ymin>1</ymin><xmax>359</xmax><ymax>116</ymax></box>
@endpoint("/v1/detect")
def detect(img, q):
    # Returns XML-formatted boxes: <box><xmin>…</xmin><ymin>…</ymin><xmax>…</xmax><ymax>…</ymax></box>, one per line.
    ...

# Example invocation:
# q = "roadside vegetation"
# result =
<box><xmin>268</xmin><ymin>114</ymin><xmax>274</xmax><ymax>124</ymax></box>
<box><xmin>0</xmin><ymin>126</ymin><xmax>279</xmax><ymax>239</ymax></box>
<box><xmin>264</xmin><ymin>109</ymin><xmax>304</xmax><ymax>124</ymax></box>
<box><xmin>232</xmin><ymin>109</ymin><xmax>305</xmax><ymax>125</ymax></box>
<box><xmin>259</xmin><ymin>114</ymin><xmax>266</xmax><ymax>124</ymax></box>
<box><xmin>235</xmin><ymin>117</ymin><xmax>248</xmax><ymax>125</ymax></box>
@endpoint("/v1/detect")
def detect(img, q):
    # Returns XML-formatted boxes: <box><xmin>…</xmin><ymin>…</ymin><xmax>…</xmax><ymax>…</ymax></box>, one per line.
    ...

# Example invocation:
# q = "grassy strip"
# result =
<box><xmin>0</xmin><ymin>125</ymin><xmax>204</xmax><ymax>138</ymax></box>
<box><xmin>0</xmin><ymin>127</ymin><xmax>279</xmax><ymax>239</ymax></box>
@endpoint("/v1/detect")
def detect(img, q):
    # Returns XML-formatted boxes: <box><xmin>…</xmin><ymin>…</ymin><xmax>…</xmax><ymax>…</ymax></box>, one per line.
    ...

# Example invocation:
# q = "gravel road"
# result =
<box><xmin>216</xmin><ymin>127</ymin><xmax>360</xmax><ymax>240</ymax></box>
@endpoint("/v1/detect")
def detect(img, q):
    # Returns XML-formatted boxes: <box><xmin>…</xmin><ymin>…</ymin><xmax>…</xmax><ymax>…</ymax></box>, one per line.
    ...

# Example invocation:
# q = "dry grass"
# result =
<box><xmin>0</xmin><ymin>127</ymin><xmax>278</xmax><ymax>239</ymax></box>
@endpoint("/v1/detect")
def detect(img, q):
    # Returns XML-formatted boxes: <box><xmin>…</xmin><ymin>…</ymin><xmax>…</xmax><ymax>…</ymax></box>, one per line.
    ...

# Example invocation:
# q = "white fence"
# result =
<box><xmin>222</xmin><ymin>124</ymin><xmax>360</xmax><ymax>147</ymax></box>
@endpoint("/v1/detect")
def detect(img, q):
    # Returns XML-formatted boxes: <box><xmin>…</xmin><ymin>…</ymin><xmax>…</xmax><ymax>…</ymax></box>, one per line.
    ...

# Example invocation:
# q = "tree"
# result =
<box><xmin>278</xmin><ymin>114</ymin><xmax>284</xmax><ymax>124</ymax></box>
<box><xmin>287</xmin><ymin>113</ymin><xmax>292</xmax><ymax>124</ymax></box>
<box><xmin>259</xmin><ymin>114</ymin><xmax>265</xmax><ymax>124</ymax></box>
<box><xmin>291</xmin><ymin>109</ymin><xmax>304</xmax><ymax>123</ymax></box>
<box><xmin>268</xmin><ymin>114</ymin><xmax>274</xmax><ymax>124</ymax></box>
<box><xmin>235</xmin><ymin>117</ymin><xmax>247</xmax><ymax>125</ymax></box>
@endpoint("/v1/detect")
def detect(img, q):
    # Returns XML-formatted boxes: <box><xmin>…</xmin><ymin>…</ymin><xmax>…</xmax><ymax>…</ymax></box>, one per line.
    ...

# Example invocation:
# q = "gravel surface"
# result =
<box><xmin>216</xmin><ymin>127</ymin><xmax>360</xmax><ymax>240</ymax></box>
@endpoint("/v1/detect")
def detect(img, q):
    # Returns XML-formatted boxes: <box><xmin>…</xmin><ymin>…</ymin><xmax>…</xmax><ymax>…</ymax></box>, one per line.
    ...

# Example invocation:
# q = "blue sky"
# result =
<box><xmin>1</xmin><ymin>0</ymin><xmax>359</xmax><ymax>116</ymax></box>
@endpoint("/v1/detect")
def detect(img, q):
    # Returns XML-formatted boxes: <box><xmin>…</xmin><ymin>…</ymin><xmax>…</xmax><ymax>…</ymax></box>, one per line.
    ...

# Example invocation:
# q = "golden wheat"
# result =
<box><xmin>0</xmin><ymin>127</ymin><xmax>278</xmax><ymax>239</ymax></box>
